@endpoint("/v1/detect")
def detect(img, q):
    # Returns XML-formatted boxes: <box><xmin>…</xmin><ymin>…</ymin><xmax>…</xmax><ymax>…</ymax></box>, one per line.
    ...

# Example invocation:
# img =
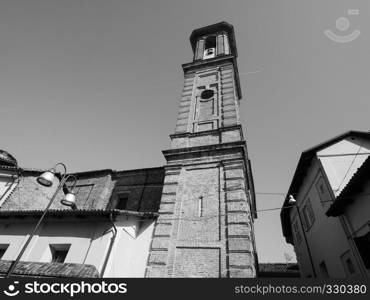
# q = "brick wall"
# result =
<box><xmin>109</xmin><ymin>168</ymin><xmax>165</xmax><ymax>212</ymax></box>
<box><xmin>146</xmin><ymin>146</ymin><xmax>257</xmax><ymax>278</ymax></box>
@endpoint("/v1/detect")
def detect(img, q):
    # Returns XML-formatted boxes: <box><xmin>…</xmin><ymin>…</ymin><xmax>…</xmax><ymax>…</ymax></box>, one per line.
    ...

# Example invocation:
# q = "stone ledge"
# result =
<box><xmin>145</xmin><ymin>265</ymin><xmax>167</xmax><ymax>278</ymax></box>
<box><xmin>229</xmin><ymin>267</ymin><xmax>255</xmax><ymax>278</ymax></box>
<box><xmin>227</xmin><ymin>237</ymin><xmax>252</xmax><ymax>252</ymax></box>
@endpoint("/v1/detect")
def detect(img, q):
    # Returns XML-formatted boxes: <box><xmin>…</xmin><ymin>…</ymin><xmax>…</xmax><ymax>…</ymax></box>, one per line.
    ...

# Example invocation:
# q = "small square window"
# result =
<box><xmin>116</xmin><ymin>193</ymin><xmax>129</xmax><ymax>210</ymax></box>
<box><xmin>50</xmin><ymin>244</ymin><xmax>70</xmax><ymax>263</ymax></box>
<box><xmin>346</xmin><ymin>258</ymin><xmax>356</xmax><ymax>274</ymax></box>
<box><xmin>341</xmin><ymin>250</ymin><xmax>357</xmax><ymax>277</ymax></box>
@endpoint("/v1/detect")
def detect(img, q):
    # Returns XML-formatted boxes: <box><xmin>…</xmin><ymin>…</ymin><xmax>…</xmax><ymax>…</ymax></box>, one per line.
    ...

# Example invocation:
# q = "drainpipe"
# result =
<box><xmin>100</xmin><ymin>212</ymin><xmax>118</xmax><ymax>277</ymax></box>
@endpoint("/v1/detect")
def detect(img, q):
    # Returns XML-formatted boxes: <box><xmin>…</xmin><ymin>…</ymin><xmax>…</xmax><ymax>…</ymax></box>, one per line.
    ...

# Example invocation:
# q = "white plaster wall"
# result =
<box><xmin>101</xmin><ymin>216</ymin><xmax>155</xmax><ymax>278</ymax></box>
<box><xmin>0</xmin><ymin>220</ymin><xmax>103</xmax><ymax>264</ymax></box>
<box><xmin>0</xmin><ymin>215</ymin><xmax>154</xmax><ymax>278</ymax></box>
<box><xmin>23</xmin><ymin>221</ymin><xmax>98</xmax><ymax>264</ymax></box>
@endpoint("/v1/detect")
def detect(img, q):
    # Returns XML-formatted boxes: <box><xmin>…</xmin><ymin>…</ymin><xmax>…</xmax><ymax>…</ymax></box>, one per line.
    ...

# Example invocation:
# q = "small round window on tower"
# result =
<box><xmin>200</xmin><ymin>89</ymin><xmax>214</xmax><ymax>99</ymax></box>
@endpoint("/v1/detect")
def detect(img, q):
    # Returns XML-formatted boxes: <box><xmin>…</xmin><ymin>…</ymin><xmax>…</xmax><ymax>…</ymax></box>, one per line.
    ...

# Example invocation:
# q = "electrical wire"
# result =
<box><xmin>10</xmin><ymin>176</ymin><xmax>368</xmax><ymax>218</ymax></box>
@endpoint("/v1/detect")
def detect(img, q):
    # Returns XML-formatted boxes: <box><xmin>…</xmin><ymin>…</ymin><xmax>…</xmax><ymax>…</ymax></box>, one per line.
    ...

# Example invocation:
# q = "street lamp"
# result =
<box><xmin>288</xmin><ymin>195</ymin><xmax>317</xmax><ymax>277</ymax></box>
<box><xmin>61</xmin><ymin>175</ymin><xmax>77</xmax><ymax>208</ymax></box>
<box><xmin>6</xmin><ymin>163</ymin><xmax>77</xmax><ymax>278</ymax></box>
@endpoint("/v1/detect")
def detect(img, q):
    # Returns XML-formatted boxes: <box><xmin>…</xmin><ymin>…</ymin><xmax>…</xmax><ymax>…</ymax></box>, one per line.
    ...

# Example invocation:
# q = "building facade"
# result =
<box><xmin>0</xmin><ymin>22</ymin><xmax>257</xmax><ymax>278</ymax></box>
<box><xmin>281</xmin><ymin>131</ymin><xmax>370</xmax><ymax>278</ymax></box>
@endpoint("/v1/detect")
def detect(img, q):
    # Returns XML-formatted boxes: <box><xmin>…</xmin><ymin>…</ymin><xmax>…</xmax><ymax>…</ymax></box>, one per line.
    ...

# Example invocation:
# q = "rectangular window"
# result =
<box><xmin>319</xmin><ymin>261</ymin><xmax>329</xmax><ymax>278</ymax></box>
<box><xmin>345</xmin><ymin>258</ymin><xmax>356</xmax><ymax>274</ymax></box>
<box><xmin>116</xmin><ymin>193</ymin><xmax>129</xmax><ymax>210</ymax></box>
<box><xmin>315</xmin><ymin>177</ymin><xmax>332</xmax><ymax>209</ymax></box>
<box><xmin>50</xmin><ymin>244</ymin><xmax>70</xmax><ymax>263</ymax></box>
<box><xmin>302</xmin><ymin>198</ymin><xmax>315</xmax><ymax>231</ymax></box>
<box><xmin>354</xmin><ymin>232</ymin><xmax>370</xmax><ymax>269</ymax></box>
<box><xmin>341</xmin><ymin>251</ymin><xmax>357</xmax><ymax>277</ymax></box>
<box><xmin>292</xmin><ymin>220</ymin><xmax>302</xmax><ymax>245</ymax></box>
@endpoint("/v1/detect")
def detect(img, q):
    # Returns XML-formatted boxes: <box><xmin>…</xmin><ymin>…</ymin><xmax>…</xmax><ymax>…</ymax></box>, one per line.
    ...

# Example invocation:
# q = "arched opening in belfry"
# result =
<box><xmin>203</xmin><ymin>35</ymin><xmax>216</xmax><ymax>59</ymax></box>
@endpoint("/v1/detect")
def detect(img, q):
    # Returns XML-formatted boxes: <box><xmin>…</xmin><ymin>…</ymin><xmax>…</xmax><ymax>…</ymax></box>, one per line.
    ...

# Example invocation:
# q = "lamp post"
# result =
<box><xmin>6</xmin><ymin>163</ymin><xmax>77</xmax><ymax>278</ymax></box>
<box><xmin>288</xmin><ymin>195</ymin><xmax>317</xmax><ymax>277</ymax></box>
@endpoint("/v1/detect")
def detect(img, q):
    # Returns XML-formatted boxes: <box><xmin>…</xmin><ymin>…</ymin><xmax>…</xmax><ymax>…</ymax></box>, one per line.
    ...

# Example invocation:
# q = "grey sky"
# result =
<box><xmin>0</xmin><ymin>0</ymin><xmax>369</xmax><ymax>262</ymax></box>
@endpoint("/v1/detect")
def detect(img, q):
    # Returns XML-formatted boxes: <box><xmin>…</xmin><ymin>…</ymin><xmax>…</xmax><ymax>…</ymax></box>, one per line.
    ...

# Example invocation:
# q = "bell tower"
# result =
<box><xmin>146</xmin><ymin>22</ymin><xmax>257</xmax><ymax>278</ymax></box>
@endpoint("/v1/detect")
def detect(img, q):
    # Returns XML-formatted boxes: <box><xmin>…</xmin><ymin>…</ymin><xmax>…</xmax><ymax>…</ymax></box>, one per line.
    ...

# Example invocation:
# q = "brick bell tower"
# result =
<box><xmin>146</xmin><ymin>22</ymin><xmax>257</xmax><ymax>278</ymax></box>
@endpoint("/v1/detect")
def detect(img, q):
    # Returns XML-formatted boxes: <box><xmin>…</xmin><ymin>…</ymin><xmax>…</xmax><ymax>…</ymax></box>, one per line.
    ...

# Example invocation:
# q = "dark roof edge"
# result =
<box><xmin>114</xmin><ymin>165</ymin><xmax>165</xmax><ymax>175</ymax></box>
<box><xmin>0</xmin><ymin>209</ymin><xmax>159</xmax><ymax>219</ymax></box>
<box><xmin>2</xmin><ymin>166</ymin><xmax>165</xmax><ymax>177</ymax></box>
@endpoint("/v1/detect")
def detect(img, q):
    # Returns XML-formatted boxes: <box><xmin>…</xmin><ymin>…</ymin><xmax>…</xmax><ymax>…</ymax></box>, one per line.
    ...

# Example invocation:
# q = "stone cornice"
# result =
<box><xmin>162</xmin><ymin>141</ymin><xmax>248</xmax><ymax>161</ymax></box>
<box><xmin>170</xmin><ymin>125</ymin><xmax>244</xmax><ymax>139</ymax></box>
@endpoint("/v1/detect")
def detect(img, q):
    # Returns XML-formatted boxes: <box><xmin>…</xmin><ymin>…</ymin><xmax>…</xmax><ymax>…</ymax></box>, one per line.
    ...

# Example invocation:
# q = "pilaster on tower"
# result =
<box><xmin>146</xmin><ymin>22</ymin><xmax>257</xmax><ymax>278</ymax></box>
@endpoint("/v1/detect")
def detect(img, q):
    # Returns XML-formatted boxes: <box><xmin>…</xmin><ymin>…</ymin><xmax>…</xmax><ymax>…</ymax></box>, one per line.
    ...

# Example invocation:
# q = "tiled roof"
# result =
<box><xmin>259</xmin><ymin>263</ymin><xmax>299</xmax><ymax>273</ymax></box>
<box><xmin>258</xmin><ymin>263</ymin><xmax>300</xmax><ymax>277</ymax></box>
<box><xmin>326</xmin><ymin>155</ymin><xmax>370</xmax><ymax>216</ymax></box>
<box><xmin>0</xmin><ymin>260</ymin><xmax>99</xmax><ymax>278</ymax></box>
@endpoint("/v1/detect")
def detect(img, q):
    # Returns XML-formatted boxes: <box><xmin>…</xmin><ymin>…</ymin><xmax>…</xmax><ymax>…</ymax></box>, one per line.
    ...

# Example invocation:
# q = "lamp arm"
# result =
<box><xmin>64</xmin><ymin>175</ymin><xmax>77</xmax><ymax>191</ymax></box>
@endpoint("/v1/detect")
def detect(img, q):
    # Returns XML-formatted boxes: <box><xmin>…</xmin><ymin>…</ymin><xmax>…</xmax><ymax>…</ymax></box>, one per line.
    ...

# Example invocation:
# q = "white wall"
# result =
<box><xmin>0</xmin><ymin>215</ymin><xmax>155</xmax><ymax>278</ymax></box>
<box><xmin>100</xmin><ymin>216</ymin><xmax>155</xmax><ymax>278</ymax></box>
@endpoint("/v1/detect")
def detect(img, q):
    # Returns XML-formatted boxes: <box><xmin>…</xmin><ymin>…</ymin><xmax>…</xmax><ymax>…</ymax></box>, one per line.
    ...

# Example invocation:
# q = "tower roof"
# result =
<box><xmin>189</xmin><ymin>21</ymin><xmax>238</xmax><ymax>57</ymax></box>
